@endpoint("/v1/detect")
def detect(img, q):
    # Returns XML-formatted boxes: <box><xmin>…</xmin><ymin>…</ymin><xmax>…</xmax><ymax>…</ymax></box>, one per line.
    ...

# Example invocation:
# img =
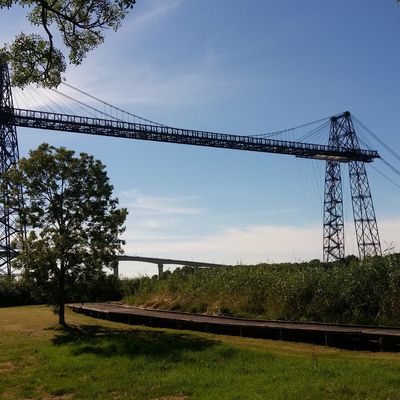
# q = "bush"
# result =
<box><xmin>0</xmin><ymin>277</ymin><xmax>37</xmax><ymax>307</ymax></box>
<box><xmin>0</xmin><ymin>272</ymin><xmax>126</xmax><ymax>307</ymax></box>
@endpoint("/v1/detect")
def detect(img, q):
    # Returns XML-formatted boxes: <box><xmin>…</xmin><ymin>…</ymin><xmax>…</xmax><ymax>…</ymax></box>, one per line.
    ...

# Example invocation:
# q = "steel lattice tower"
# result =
<box><xmin>323</xmin><ymin>112</ymin><xmax>381</xmax><ymax>262</ymax></box>
<box><xmin>0</xmin><ymin>62</ymin><xmax>22</xmax><ymax>276</ymax></box>
<box><xmin>323</xmin><ymin>119</ymin><xmax>345</xmax><ymax>261</ymax></box>
<box><xmin>0</xmin><ymin>62</ymin><xmax>383</xmax><ymax>269</ymax></box>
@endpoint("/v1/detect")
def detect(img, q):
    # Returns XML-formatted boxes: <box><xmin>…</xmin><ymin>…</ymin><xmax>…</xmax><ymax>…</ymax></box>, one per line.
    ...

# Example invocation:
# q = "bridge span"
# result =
<box><xmin>115</xmin><ymin>255</ymin><xmax>229</xmax><ymax>278</ymax></box>
<box><xmin>0</xmin><ymin>250</ymin><xmax>229</xmax><ymax>278</ymax></box>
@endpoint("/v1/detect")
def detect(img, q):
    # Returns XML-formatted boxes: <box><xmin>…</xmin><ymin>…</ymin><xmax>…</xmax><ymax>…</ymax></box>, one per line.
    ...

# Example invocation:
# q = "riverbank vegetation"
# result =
<box><xmin>123</xmin><ymin>254</ymin><xmax>400</xmax><ymax>326</ymax></box>
<box><xmin>3</xmin><ymin>254</ymin><xmax>400</xmax><ymax>327</ymax></box>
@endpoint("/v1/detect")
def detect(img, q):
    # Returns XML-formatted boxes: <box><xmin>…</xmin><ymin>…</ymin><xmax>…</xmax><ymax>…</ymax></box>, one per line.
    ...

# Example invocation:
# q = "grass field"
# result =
<box><xmin>1</xmin><ymin>306</ymin><xmax>400</xmax><ymax>399</ymax></box>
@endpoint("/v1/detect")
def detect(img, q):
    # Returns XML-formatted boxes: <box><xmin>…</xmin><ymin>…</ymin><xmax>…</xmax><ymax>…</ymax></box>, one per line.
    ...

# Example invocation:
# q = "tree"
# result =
<box><xmin>0</xmin><ymin>0</ymin><xmax>136</xmax><ymax>88</ymax></box>
<box><xmin>3</xmin><ymin>143</ymin><xmax>127</xmax><ymax>324</ymax></box>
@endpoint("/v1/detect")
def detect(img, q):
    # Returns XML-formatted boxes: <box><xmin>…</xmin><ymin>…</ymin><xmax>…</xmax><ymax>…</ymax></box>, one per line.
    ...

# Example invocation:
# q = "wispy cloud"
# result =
<box><xmin>119</xmin><ymin>217</ymin><xmax>400</xmax><ymax>276</ymax></box>
<box><xmin>121</xmin><ymin>189</ymin><xmax>203</xmax><ymax>216</ymax></box>
<box><xmin>64</xmin><ymin>61</ymin><xmax>250</xmax><ymax>115</ymax></box>
<box><xmin>125</xmin><ymin>0</ymin><xmax>184</xmax><ymax>34</ymax></box>
<box><xmin>59</xmin><ymin>2</ymin><xmax>252</xmax><ymax>112</ymax></box>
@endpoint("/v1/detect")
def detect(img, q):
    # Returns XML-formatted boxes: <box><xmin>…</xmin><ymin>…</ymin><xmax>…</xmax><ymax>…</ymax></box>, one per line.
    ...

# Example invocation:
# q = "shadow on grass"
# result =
<box><xmin>52</xmin><ymin>324</ymin><xmax>219</xmax><ymax>360</ymax></box>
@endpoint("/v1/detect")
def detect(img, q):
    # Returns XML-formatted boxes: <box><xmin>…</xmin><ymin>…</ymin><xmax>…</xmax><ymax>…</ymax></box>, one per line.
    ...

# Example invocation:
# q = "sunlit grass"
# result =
<box><xmin>1</xmin><ymin>305</ymin><xmax>400</xmax><ymax>399</ymax></box>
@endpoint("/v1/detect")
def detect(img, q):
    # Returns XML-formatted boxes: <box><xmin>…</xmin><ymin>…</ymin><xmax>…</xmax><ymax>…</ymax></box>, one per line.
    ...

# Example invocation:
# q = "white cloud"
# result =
<box><xmin>123</xmin><ymin>224</ymin><xmax>320</xmax><ymax>265</ymax></box>
<box><xmin>117</xmin><ymin>188</ymin><xmax>400</xmax><ymax>271</ymax></box>
<box><xmin>121</xmin><ymin>189</ymin><xmax>203</xmax><ymax>216</ymax></box>
<box><xmin>118</xmin><ymin>217</ymin><xmax>400</xmax><ymax>277</ymax></box>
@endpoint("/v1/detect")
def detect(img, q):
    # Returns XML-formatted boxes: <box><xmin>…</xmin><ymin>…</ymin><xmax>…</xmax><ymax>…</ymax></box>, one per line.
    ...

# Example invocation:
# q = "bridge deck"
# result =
<box><xmin>70</xmin><ymin>303</ymin><xmax>400</xmax><ymax>352</ymax></box>
<box><xmin>2</xmin><ymin>108</ymin><xmax>379</xmax><ymax>162</ymax></box>
<box><xmin>117</xmin><ymin>255</ymin><xmax>228</xmax><ymax>268</ymax></box>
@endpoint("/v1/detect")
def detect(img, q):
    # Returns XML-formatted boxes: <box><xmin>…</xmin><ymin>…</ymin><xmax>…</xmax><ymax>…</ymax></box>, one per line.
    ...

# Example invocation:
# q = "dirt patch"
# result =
<box><xmin>43</xmin><ymin>394</ymin><xmax>73</xmax><ymax>400</ymax></box>
<box><xmin>0</xmin><ymin>361</ymin><xmax>16</xmax><ymax>374</ymax></box>
<box><xmin>33</xmin><ymin>385</ymin><xmax>73</xmax><ymax>400</ymax></box>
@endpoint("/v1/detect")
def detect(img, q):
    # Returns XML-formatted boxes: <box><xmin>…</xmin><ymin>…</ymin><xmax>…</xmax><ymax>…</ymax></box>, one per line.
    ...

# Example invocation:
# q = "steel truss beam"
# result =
<box><xmin>323</xmin><ymin>112</ymin><xmax>381</xmax><ymax>262</ymax></box>
<box><xmin>0</xmin><ymin>108</ymin><xmax>379</xmax><ymax>162</ymax></box>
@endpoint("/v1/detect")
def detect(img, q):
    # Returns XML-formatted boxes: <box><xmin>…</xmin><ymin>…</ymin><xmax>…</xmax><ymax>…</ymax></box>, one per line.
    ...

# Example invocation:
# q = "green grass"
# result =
<box><xmin>1</xmin><ymin>306</ymin><xmax>400</xmax><ymax>399</ymax></box>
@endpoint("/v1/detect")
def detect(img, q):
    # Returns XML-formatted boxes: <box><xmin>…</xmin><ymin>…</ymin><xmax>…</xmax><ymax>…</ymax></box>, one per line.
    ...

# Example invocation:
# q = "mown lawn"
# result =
<box><xmin>1</xmin><ymin>306</ymin><xmax>400</xmax><ymax>399</ymax></box>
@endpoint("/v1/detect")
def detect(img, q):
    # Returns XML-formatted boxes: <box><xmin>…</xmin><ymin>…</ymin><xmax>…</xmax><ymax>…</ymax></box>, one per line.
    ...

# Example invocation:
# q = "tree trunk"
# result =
<box><xmin>58</xmin><ymin>262</ymin><xmax>66</xmax><ymax>325</ymax></box>
<box><xmin>58</xmin><ymin>303</ymin><xmax>65</xmax><ymax>325</ymax></box>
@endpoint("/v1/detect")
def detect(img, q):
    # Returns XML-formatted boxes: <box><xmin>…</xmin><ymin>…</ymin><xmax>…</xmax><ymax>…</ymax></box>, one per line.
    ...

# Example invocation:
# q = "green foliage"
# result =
<box><xmin>0</xmin><ymin>0</ymin><xmax>136</xmax><ymax>87</ymax></box>
<box><xmin>0</xmin><ymin>33</ymin><xmax>66</xmax><ymax>88</ymax></box>
<box><xmin>0</xmin><ymin>274</ymin><xmax>123</xmax><ymax>307</ymax></box>
<box><xmin>2</xmin><ymin>143</ymin><xmax>127</xmax><ymax>323</ymax></box>
<box><xmin>74</xmin><ymin>273</ymin><xmax>123</xmax><ymax>303</ymax></box>
<box><xmin>124</xmin><ymin>254</ymin><xmax>400</xmax><ymax>326</ymax></box>
<box><xmin>0</xmin><ymin>276</ymin><xmax>36</xmax><ymax>306</ymax></box>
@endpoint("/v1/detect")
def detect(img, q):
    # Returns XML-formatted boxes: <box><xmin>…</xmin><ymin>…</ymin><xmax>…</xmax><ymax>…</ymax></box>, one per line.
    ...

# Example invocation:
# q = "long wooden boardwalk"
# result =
<box><xmin>70</xmin><ymin>303</ymin><xmax>400</xmax><ymax>352</ymax></box>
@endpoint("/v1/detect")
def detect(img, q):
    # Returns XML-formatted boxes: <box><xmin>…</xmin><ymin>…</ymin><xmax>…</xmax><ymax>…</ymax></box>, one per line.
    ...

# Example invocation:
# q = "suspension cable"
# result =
<box><xmin>380</xmin><ymin>157</ymin><xmax>400</xmax><ymax>179</ymax></box>
<box><xmin>50</xmin><ymin>88</ymin><xmax>126</xmax><ymax>122</ymax></box>
<box><xmin>371</xmin><ymin>164</ymin><xmax>400</xmax><ymax>190</ymax></box>
<box><xmin>353</xmin><ymin>115</ymin><xmax>400</xmax><ymax>163</ymax></box>
<box><xmin>297</xmin><ymin>120</ymin><xmax>330</xmax><ymax>143</ymax></box>
<box><xmin>251</xmin><ymin>116</ymin><xmax>330</xmax><ymax>139</ymax></box>
<box><xmin>61</xmin><ymin>82</ymin><xmax>166</xmax><ymax>127</ymax></box>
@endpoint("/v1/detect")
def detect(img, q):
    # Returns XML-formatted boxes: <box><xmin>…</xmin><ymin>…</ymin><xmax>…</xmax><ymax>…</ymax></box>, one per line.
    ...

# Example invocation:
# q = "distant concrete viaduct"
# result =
<box><xmin>115</xmin><ymin>255</ymin><xmax>229</xmax><ymax>278</ymax></box>
<box><xmin>0</xmin><ymin>250</ymin><xmax>229</xmax><ymax>278</ymax></box>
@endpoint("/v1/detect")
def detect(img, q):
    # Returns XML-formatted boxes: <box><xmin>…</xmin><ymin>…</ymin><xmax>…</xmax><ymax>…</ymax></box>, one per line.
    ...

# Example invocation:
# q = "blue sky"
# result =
<box><xmin>1</xmin><ymin>0</ymin><xmax>400</xmax><ymax>276</ymax></box>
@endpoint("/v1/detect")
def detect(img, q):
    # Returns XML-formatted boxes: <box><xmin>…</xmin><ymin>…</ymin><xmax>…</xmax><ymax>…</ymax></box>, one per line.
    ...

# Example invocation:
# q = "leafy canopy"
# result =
<box><xmin>4</xmin><ymin>143</ymin><xmax>127</xmax><ymax>323</ymax></box>
<box><xmin>0</xmin><ymin>0</ymin><xmax>136</xmax><ymax>87</ymax></box>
